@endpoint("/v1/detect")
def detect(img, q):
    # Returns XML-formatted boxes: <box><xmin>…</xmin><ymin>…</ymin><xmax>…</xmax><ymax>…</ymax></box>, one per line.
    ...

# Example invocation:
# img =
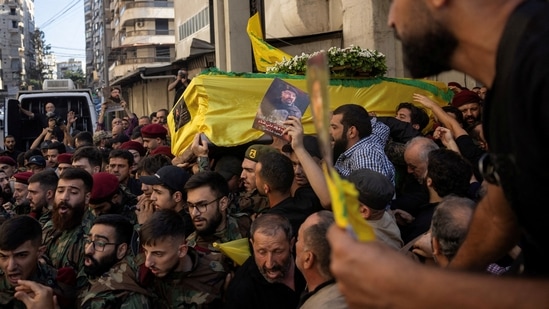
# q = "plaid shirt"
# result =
<box><xmin>335</xmin><ymin>118</ymin><xmax>395</xmax><ymax>183</ymax></box>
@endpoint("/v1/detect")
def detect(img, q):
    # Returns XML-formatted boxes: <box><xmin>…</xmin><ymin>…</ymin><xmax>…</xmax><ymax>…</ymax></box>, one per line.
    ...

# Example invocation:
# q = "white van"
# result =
<box><xmin>4</xmin><ymin>79</ymin><xmax>97</xmax><ymax>152</ymax></box>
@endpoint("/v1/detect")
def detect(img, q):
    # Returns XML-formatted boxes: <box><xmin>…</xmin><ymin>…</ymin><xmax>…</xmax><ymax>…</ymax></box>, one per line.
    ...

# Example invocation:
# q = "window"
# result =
<box><xmin>155</xmin><ymin>19</ymin><xmax>169</xmax><ymax>35</ymax></box>
<box><xmin>155</xmin><ymin>47</ymin><xmax>170</xmax><ymax>61</ymax></box>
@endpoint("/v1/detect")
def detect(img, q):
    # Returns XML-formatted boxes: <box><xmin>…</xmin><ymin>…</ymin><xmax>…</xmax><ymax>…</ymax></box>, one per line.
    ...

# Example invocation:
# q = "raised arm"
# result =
<box><xmin>283</xmin><ymin>116</ymin><xmax>331</xmax><ymax>209</ymax></box>
<box><xmin>413</xmin><ymin>93</ymin><xmax>467</xmax><ymax>138</ymax></box>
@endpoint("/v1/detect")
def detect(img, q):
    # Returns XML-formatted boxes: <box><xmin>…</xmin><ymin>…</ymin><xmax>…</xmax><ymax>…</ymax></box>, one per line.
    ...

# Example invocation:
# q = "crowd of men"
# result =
<box><xmin>1</xmin><ymin>0</ymin><xmax>548</xmax><ymax>307</ymax></box>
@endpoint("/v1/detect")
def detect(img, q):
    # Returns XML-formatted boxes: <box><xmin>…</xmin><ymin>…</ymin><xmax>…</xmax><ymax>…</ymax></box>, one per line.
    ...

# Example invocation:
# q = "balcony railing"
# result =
<box><xmin>126</xmin><ymin>29</ymin><xmax>174</xmax><ymax>37</ymax></box>
<box><xmin>115</xmin><ymin>57</ymin><xmax>171</xmax><ymax>65</ymax></box>
<box><xmin>120</xmin><ymin>0</ymin><xmax>173</xmax><ymax>15</ymax></box>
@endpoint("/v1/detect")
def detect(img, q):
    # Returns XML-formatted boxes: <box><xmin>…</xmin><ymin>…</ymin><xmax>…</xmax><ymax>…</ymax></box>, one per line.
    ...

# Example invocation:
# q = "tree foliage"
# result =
<box><xmin>63</xmin><ymin>69</ymin><xmax>86</xmax><ymax>88</ymax></box>
<box><xmin>26</xmin><ymin>29</ymin><xmax>52</xmax><ymax>89</ymax></box>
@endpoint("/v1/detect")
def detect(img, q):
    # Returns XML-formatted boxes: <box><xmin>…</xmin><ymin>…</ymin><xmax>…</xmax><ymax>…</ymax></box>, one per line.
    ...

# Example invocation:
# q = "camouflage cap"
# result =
<box><xmin>244</xmin><ymin>144</ymin><xmax>278</xmax><ymax>163</ymax></box>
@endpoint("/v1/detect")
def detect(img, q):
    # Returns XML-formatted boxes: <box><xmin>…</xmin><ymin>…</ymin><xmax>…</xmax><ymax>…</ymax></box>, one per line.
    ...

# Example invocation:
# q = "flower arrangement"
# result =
<box><xmin>266</xmin><ymin>45</ymin><xmax>387</xmax><ymax>78</ymax></box>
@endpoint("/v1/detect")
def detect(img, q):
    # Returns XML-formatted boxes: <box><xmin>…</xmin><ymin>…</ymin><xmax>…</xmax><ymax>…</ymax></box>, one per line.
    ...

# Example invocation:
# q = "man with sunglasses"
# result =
<box><xmin>79</xmin><ymin>214</ymin><xmax>152</xmax><ymax>309</ymax></box>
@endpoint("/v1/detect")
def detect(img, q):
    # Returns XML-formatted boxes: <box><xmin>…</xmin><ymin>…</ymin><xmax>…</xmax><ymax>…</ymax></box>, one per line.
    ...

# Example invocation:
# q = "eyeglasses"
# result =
<box><xmin>83</xmin><ymin>237</ymin><xmax>119</xmax><ymax>252</ymax></box>
<box><xmin>185</xmin><ymin>197</ymin><xmax>222</xmax><ymax>214</ymax></box>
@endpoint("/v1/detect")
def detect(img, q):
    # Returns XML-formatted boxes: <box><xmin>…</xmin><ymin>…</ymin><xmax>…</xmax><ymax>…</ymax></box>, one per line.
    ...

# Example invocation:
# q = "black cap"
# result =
<box><xmin>140</xmin><ymin>165</ymin><xmax>190</xmax><ymax>192</ymax></box>
<box><xmin>347</xmin><ymin>168</ymin><xmax>394</xmax><ymax>210</ymax></box>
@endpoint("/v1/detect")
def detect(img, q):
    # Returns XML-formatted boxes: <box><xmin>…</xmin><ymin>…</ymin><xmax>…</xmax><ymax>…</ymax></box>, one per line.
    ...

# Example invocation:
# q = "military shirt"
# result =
<box><xmin>42</xmin><ymin>220</ymin><xmax>87</xmax><ymax>288</ymax></box>
<box><xmin>186</xmin><ymin>215</ymin><xmax>250</xmax><ymax>273</ymax></box>
<box><xmin>0</xmin><ymin>263</ymin><xmax>63</xmax><ymax>309</ymax></box>
<box><xmin>79</xmin><ymin>256</ymin><xmax>153</xmax><ymax>309</ymax></box>
<box><xmin>142</xmin><ymin>248</ymin><xmax>225</xmax><ymax>309</ymax></box>
<box><xmin>236</xmin><ymin>189</ymin><xmax>269</xmax><ymax>215</ymax></box>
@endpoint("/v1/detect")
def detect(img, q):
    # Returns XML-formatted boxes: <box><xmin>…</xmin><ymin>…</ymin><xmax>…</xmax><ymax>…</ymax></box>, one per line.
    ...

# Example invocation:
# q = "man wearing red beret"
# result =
<box><xmin>119</xmin><ymin>141</ymin><xmax>146</xmax><ymax>174</ymax></box>
<box><xmin>0</xmin><ymin>156</ymin><xmax>17</xmax><ymax>178</ymax></box>
<box><xmin>56</xmin><ymin>153</ymin><xmax>73</xmax><ymax>176</ymax></box>
<box><xmin>3</xmin><ymin>171</ymin><xmax>33</xmax><ymax>216</ymax></box>
<box><xmin>451</xmin><ymin>90</ymin><xmax>482</xmax><ymax>129</ymax></box>
<box><xmin>140</xmin><ymin>124</ymin><xmax>168</xmax><ymax>154</ymax></box>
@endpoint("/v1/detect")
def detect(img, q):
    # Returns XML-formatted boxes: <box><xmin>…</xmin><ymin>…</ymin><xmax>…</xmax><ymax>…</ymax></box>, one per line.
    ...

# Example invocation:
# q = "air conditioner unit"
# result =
<box><xmin>136</xmin><ymin>19</ymin><xmax>144</xmax><ymax>27</ymax></box>
<box><xmin>42</xmin><ymin>79</ymin><xmax>76</xmax><ymax>90</ymax></box>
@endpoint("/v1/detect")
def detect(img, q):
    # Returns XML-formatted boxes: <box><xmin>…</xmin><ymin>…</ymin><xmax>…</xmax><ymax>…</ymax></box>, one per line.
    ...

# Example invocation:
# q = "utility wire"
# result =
<box><xmin>39</xmin><ymin>0</ymin><xmax>82</xmax><ymax>29</ymax></box>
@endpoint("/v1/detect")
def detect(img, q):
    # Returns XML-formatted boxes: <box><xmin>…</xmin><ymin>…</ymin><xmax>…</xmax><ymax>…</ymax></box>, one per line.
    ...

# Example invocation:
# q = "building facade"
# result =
<box><xmin>0</xmin><ymin>0</ymin><xmax>35</xmax><ymax>96</ymax></box>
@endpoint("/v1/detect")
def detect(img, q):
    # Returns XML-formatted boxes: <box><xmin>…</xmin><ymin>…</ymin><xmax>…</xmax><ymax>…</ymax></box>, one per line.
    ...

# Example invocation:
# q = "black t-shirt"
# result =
<box><xmin>485</xmin><ymin>1</ymin><xmax>549</xmax><ymax>275</ymax></box>
<box><xmin>224</xmin><ymin>256</ymin><xmax>306</xmax><ymax>309</ymax></box>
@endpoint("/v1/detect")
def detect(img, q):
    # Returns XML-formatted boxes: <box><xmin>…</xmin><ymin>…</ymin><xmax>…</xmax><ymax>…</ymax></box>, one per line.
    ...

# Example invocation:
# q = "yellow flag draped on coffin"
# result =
<box><xmin>167</xmin><ymin>69</ymin><xmax>452</xmax><ymax>157</ymax></box>
<box><xmin>246</xmin><ymin>13</ymin><xmax>293</xmax><ymax>72</ymax></box>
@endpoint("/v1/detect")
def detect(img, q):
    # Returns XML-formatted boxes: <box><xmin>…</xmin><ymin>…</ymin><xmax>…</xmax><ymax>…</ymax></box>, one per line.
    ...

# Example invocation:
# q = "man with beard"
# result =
<box><xmin>0</xmin><ymin>170</ymin><xmax>13</xmax><ymax>206</ymax></box>
<box><xmin>86</xmin><ymin>172</ymin><xmax>136</xmax><ymax>225</ymax></box>
<box><xmin>42</xmin><ymin>167</ymin><xmax>93</xmax><ymax>289</ymax></box>
<box><xmin>4</xmin><ymin>172</ymin><xmax>33</xmax><ymax>215</ymax></box>
<box><xmin>237</xmin><ymin>144</ymin><xmax>277</xmax><ymax>215</ymax></box>
<box><xmin>138</xmin><ymin>165</ymin><xmax>193</xmax><ymax>236</ymax></box>
<box><xmin>326</xmin><ymin>0</ymin><xmax>549</xmax><ymax>307</ymax></box>
<box><xmin>451</xmin><ymin>90</ymin><xmax>483</xmax><ymax>130</ymax></box>
<box><xmin>184</xmin><ymin>171</ymin><xmax>250</xmax><ymax>270</ymax></box>
<box><xmin>0</xmin><ymin>156</ymin><xmax>17</xmax><ymax>179</ymax></box>
<box><xmin>79</xmin><ymin>214</ymin><xmax>152</xmax><ymax>309</ymax></box>
<box><xmin>139</xmin><ymin>209</ymin><xmax>225</xmax><ymax>308</ymax></box>
<box><xmin>27</xmin><ymin>170</ymin><xmax>57</xmax><ymax>227</ymax></box>
<box><xmin>0</xmin><ymin>216</ymin><xmax>75</xmax><ymax>309</ymax></box>
<box><xmin>2</xmin><ymin>136</ymin><xmax>22</xmax><ymax>162</ymax></box>
<box><xmin>224</xmin><ymin>213</ymin><xmax>305</xmax><ymax>309</ymax></box>
<box><xmin>330</xmin><ymin>104</ymin><xmax>395</xmax><ymax>183</ymax></box>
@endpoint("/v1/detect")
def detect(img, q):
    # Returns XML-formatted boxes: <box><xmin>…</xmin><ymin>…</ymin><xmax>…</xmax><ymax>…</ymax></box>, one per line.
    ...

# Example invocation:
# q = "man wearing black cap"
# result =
<box><xmin>26</xmin><ymin>156</ymin><xmax>47</xmax><ymax>174</ymax></box>
<box><xmin>139</xmin><ymin>165</ymin><xmax>193</xmax><ymax>237</ymax></box>
<box><xmin>347</xmin><ymin>168</ymin><xmax>402</xmax><ymax>250</ymax></box>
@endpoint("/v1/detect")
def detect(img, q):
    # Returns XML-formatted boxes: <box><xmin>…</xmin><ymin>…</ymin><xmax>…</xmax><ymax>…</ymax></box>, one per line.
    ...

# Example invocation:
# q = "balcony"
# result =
<box><xmin>108</xmin><ymin>56</ymin><xmax>172</xmax><ymax>81</ymax></box>
<box><xmin>112</xmin><ymin>29</ymin><xmax>175</xmax><ymax>49</ymax></box>
<box><xmin>118</xmin><ymin>2</ymin><xmax>174</xmax><ymax>28</ymax></box>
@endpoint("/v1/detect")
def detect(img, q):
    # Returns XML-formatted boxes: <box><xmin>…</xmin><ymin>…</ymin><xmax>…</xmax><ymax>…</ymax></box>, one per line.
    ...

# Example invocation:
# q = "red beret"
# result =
<box><xmin>57</xmin><ymin>153</ymin><xmax>73</xmax><ymax>165</ymax></box>
<box><xmin>119</xmin><ymin>141</ymin><xmax>146</xmax><ymax>157</ymax></box>
<box><xmin>0</xmin><ymin>156</ymin><xmax>17</xmax><ymax>166</ymax></box>
<box><xmin>452</xmin><ymin>90</ymin><xmax>481</xmax><ymax>108</ymax></box>
<box><xmin>90</xmin><ymin>172</ymin><xmax>119</xmax><ymax>204</ymax></box>
<box><xmin>150</xmin><ymin>145</ymin><xmax>174</xmax><ymax>159</ymax></box>
<box><xmin>13</xmin><ymin>171</ymin><xmax>33</xmax><ymax>185</ymax></box>
<box><xmin>141</xmin><ymin>124</ymin><xmax>167</xmax><ymax>139</ymax></box>
<box><xmin>448</xmin><ymin>82</ymin><xmax>463</xmax><ymax>88</ymax></box>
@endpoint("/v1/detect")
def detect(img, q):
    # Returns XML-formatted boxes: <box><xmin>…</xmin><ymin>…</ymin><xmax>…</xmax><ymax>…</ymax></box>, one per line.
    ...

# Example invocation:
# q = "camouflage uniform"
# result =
<box><xmin>0</xmin><ymin>206</ymin><xmax>10</xmax><ymax>225</ymax></box>
<box><xmin>235</xmin><ymin>189</ymin><xmax>269</xmax><ymax>215</ymax></box>
<box><xmin>0</xmin><ymin>262</ymin><xmax>73</xmax><ymax>309</ymax></box>
<box><xmin>42</xmin><ymin>220</ymin><xmax>87</xmax><ymax>288</ymax></box>
<box><xmin>79</xmin><ymin>256</ymin><xmax>153</xmax><ymax>309</ymax></box>
<box><xmin>38</xmin><ymin>208</ymin><xmax>53</xmax><ymax>227</ymax></box>
<box><xmin>139</xmin><ymin>248</ymin><xmax>225</xmax><ymax>309</ymax></box>
<box><xmin>186</xmin><ymin>214</ymin><xmax>250</xmax><ymax>274</ymax></box>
